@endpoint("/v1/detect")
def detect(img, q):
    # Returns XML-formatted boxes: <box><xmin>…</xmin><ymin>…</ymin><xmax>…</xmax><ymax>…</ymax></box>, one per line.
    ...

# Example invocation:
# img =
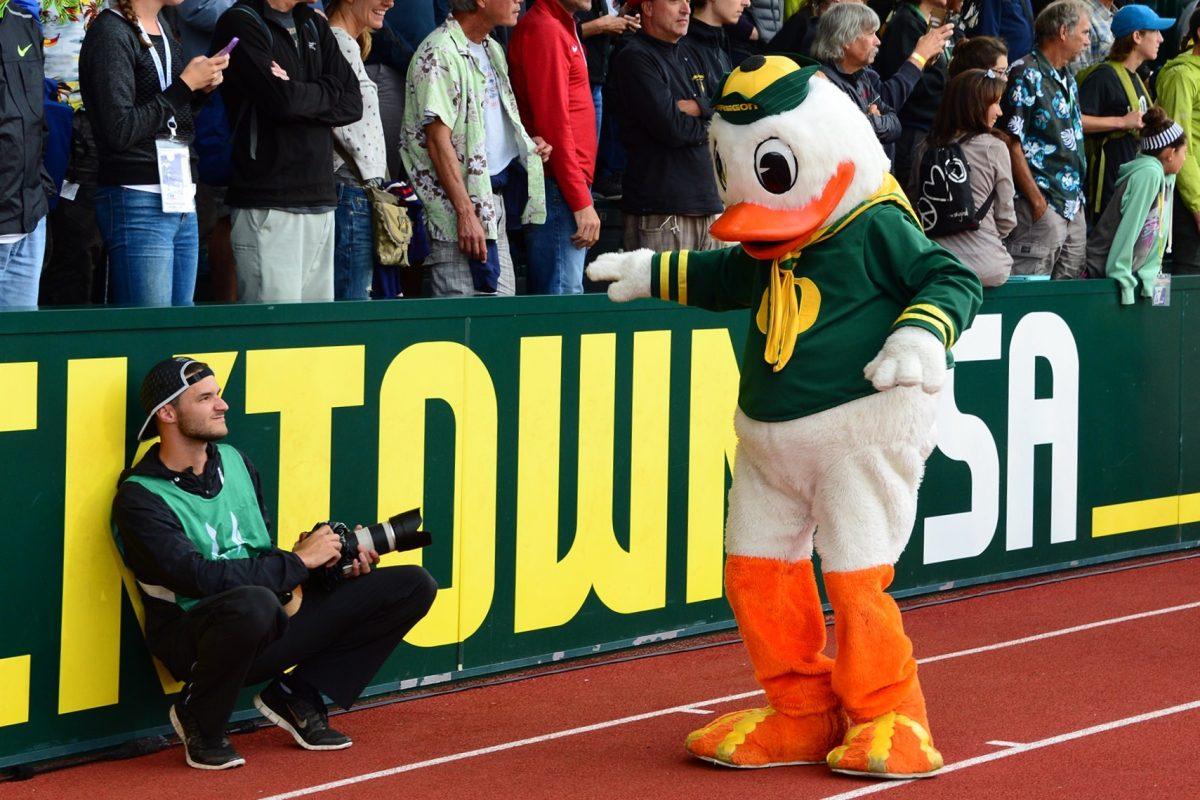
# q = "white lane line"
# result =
<box><xmin>258</xmin><ymin>691</ymin><xmax>763</xmax><ymax>800</ymax></box>
<box><xmin>678</xmin><ymin>708</ymin><xmax>716</xmax><ymax>715</ymax></box>
<box><xmin>917</xmin><ymin>601</ymin><xmax>1200</xmax><ymax>666</ymax></box>
<box><xmin>986</xmin><ymin>740</ymin><xmax>1024</xmax><ymax>748</ymax></box>
<box><xmin>819</xmin><ymin>699</ymin><xmax>1200</xmax><ymax>800</ymax></box>
<box><xmin>259</xmin><ymin>601</ymin><xmax>1200</xmax><ymax>800</ymax></box>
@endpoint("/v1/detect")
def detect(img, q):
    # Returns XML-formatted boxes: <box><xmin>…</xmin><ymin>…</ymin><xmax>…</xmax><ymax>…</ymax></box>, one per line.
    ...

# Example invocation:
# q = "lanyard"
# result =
<box><xmin>135</xmin><ymin>13</ymin><xmax>178</xmax><ymax>136</ymax></box>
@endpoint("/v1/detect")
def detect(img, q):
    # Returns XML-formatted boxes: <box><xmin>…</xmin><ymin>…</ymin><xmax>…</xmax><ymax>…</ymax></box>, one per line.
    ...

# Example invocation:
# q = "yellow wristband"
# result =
<box><xmin>910</xmin><ymin>53</ymin><xmax>928</xmax><ymax>68</ymax></box>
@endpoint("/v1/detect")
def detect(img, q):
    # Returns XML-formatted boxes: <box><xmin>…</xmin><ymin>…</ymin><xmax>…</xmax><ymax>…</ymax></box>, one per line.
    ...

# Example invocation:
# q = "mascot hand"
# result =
<box><xmin>864</xmin><ymin>326</ymin><xmax>947</xmax><ymax>394</ymax></box>
<box><xmin>585</xmin><ymin>249</ymin><xmax>654</xmax><ymax>303</ymax></box>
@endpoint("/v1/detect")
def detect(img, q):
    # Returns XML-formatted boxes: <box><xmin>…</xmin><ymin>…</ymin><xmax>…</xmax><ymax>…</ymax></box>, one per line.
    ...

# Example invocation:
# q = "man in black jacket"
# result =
<box><xmin>684</xmin><ymin>0</ymin><xmax>747</xmax><ymax>80</ymax></box>
<box><xmin>611</xmin><ymin>0</ymin><xmax>724</xmax><ymax>251</ymax></box>
<box><xmin>113</xmin><ymin>358</ymin><xmax>436</xmax><ymax>770</ymax></box>
<box><xmin>0</xmin><ymin>0</ymin><xmax>50</xmax><ymax>309</ymax></box>
<box><xmin>213</xmin><ymin>0</ymin><xmax>362</xmax><ymax>304</ymax></box>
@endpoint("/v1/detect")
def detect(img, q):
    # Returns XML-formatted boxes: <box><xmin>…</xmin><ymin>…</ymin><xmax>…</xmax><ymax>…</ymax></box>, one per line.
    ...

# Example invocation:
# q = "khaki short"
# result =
<box><xmin>622</xmin><ymin>213</ymin><xmax>721</xmax><ymax>253</ymax></box>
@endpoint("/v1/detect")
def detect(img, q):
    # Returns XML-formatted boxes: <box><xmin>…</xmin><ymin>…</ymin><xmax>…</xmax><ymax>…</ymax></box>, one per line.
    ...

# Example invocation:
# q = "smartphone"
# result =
<box><xmin>215</xmin><ymin>36</ymin><xmax>239</xmax><ymax>57</ymax></box>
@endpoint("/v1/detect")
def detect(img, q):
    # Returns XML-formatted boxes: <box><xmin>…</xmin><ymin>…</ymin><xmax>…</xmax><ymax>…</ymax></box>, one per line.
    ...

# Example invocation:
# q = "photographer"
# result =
<box><xmin>112</xmin><ymin>357</ymin><xmax>437</xmax><ymax>770</ymax></box>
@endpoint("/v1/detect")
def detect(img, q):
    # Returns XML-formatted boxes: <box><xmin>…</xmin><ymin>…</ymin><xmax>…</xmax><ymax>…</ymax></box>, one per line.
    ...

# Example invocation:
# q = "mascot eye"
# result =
<box><xmin>754</xmin><ymin>138</ymin><xmax>797</xmax><ymax>194</ymax></box>
<box><xmin>713</xmin><ymin>144</ymin><xmax>728</xmax><ymax>191</ymax></box>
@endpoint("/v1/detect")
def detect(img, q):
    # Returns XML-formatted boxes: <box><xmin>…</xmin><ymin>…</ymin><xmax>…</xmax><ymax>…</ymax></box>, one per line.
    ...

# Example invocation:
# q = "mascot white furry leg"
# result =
<box><xmin>588</xmin><ymin>55</ymin><xmax>982</xmax><ymax>780</ymax></box>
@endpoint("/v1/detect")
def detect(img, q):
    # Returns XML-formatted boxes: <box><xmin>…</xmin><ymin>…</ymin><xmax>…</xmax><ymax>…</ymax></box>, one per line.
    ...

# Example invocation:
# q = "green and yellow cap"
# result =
<box><xmin>713</xmin><ymin>54</ymin><xmax>822</xmax><ymax>126</ymax></box>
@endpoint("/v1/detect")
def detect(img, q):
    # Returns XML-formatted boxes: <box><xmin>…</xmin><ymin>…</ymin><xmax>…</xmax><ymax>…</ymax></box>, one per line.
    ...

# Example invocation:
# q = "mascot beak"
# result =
<box><xmin>710</xmin><ymin>161</ymin><xmax>856</xmax><ymax>261</ymax></box>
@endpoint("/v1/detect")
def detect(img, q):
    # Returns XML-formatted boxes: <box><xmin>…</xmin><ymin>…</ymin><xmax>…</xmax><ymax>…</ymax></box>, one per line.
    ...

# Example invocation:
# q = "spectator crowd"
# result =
<box><xmin>1</xmin><ymin>0</ymin><xmax>1198</xmax><ymax>309</ymax></box>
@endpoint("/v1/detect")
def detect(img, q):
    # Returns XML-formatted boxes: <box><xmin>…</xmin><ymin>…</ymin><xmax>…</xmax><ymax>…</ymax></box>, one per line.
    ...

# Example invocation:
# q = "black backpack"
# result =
<box><xmin>913</xmin><ymin>138</ymin><xmax>995</xmax><ymax>237</ymax></box>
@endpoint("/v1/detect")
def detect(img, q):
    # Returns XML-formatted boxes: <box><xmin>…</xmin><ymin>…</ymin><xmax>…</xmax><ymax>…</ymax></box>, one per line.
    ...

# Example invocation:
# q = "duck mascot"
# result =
<box><xmin>587</xmin><ymin>55</ymin><xmax>983</xmax><ymax>779</ymax></box>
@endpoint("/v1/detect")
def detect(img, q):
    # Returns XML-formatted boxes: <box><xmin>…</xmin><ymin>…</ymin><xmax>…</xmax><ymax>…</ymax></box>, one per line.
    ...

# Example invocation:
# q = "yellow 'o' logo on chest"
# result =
<box><xmin>756</xmin><ymin>276</ymin><xmax>821</xmax><ymax>339</ymax></box>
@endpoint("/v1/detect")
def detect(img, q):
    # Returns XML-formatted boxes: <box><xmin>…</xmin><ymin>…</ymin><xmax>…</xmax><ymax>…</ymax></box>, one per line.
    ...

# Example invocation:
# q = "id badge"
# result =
<box><xmin>156</xmin><ymin>137</ymin><xmax>195</xmax><ymax>214</ymax></box>
<box><xmin>1152</xmin><ymin>273</ymin><xmax>1171</xmax><ymax>307</ymax></box>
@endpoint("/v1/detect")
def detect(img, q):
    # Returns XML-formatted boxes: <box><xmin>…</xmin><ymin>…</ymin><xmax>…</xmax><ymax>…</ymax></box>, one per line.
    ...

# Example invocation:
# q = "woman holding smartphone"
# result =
<box><xmin>80</xmin><ymin>0</ymin><xmax>228</xmax><ymax>306</ymax></box>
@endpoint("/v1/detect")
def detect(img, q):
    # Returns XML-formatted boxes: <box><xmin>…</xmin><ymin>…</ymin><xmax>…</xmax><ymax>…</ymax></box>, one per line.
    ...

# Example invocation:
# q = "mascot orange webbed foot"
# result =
<box><xmin>685</xmin><ymin>706</ymin><xmax>846</xmax><ymax>768</ymax></box>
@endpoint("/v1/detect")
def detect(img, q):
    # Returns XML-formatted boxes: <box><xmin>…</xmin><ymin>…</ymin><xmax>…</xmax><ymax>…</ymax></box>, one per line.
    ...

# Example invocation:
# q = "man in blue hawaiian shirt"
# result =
<box><xmin>1000</xmin><ymin>0</ymin><xmax>1092</xmax><ymax>278</ymax></box>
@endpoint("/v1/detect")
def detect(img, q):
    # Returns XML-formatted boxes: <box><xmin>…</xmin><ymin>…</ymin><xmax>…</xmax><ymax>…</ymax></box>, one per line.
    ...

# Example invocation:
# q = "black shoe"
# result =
<box><xmin>169</xmin><ymin>702</ymin><xmax>246</xmax><ymax>770</ymax></box>
<box><xmin>254</xmin><ymin>678</ymin><xmax>352</xmax><ymax>751</ymax></box>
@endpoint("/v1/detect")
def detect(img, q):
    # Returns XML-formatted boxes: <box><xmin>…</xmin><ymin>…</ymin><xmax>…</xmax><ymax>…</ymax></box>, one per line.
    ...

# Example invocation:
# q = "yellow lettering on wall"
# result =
<box><xmin>0</xmin><ymin>361</ymin><xmax>37</xmax><ymax>431</ymax></box>
<box><xmin>245</xmin><ymin>347</ymin><xmax>365</xmax><ymax>551</ymax></box>
<box><xmin>686</xmin><ymin>329</ymin><xmax>739</xmax><ymax>603</ymax></box>
<box><xmin>377</xmin><ymin>342</ymin><xmax>498</xmax><ymax>648</ymax></box>
<box><xmin>59</xmin><ymin>358</ymin><xmax>127</xmax><ymax>713</ymax></box>
<box><xmin>0</xmin><ymin>656</ymin><xmax>31</xmax><ymax>727</ymax></box>
<box><xmin>0</xmin><ymin>363</ymin><xmax>36</xmax><ymax>725</ymax></box>
<box><xmin>514</xmin><ymin>332</ymin><xmax>670</xmax><ymax>633</ymax></box>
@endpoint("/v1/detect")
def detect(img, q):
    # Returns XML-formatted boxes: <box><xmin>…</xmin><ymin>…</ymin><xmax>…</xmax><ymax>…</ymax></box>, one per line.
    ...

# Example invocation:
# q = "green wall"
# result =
<box><xmin>0</xmin><ymin>280</ymin><xmax>1196</xmax><ymax>767</ymax></box>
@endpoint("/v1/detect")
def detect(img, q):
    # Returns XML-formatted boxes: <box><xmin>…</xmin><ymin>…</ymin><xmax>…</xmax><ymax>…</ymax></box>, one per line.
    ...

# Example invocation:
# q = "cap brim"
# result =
<box><xmin>136</xmin><ymin>413</ymin><xmax>158</xmax><ymax>442</ymax></box>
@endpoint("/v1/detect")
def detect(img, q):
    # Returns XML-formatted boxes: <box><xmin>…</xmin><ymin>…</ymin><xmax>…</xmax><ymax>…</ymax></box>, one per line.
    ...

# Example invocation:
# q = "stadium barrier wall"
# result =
<box><xmin>2</xmin><ymin>279</ymin><xmax>1198</xmax><ymax>767</ymax></box>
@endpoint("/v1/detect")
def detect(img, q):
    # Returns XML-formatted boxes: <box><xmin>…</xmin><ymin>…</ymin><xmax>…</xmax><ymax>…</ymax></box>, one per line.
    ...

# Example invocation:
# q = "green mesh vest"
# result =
<box><xmin>122</xmin><ymin>444</ymin><xmax>273</xmax><ymax>611</ymax></box>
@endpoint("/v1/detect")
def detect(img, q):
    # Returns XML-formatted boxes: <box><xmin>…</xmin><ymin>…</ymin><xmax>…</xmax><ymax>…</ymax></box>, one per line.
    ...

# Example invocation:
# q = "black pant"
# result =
<box><xmin>152</xmin><ymin>566</ymin><xmax>437</xmax><ymax>738</ymax></box>
<box><xmin>40</xmin><ymin>184</ymin><xmax>105</xmax><ymax>306</ymax></box>
<box><xmin>1170</xmin><ymin>194</ymin><xmax>1200</xmax><ymax>274</ymax></box>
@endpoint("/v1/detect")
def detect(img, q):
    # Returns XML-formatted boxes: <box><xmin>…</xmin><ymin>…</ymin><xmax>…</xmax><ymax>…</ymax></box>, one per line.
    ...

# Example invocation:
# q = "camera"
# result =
<box><xmin>310</xmin><ymin>509</ymin><xmax>431</xmax><ymax>589</ymax></box>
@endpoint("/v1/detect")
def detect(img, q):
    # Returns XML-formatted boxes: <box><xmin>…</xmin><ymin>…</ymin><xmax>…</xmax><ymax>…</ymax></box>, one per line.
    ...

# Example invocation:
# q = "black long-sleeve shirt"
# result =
<box><xmin>112</xmin><ymin>443</ymin><xmax>308</xmax><ymax>640</ymax></box>
<box><xmin>213</xmin><ymin>0</ymin><xmax>362</xmax><ymax>209</ymax></box>
<box><xmin>874</xmin><ymin>4</ymin><xmax>949</xmax><ymax>132</ymax></box>
<box><xmin>79</xmin><ymin>9</ymin><xmax>203</xmax><ymax>187</ymax></box>
<box><xmin>610</xmin><ymin>31</ymin><xmax>722</xmax><ymax>216</ymax></box>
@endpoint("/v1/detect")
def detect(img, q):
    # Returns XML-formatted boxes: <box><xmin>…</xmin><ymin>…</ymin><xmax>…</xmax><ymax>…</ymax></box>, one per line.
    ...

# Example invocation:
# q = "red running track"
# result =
<box><xmin>8</xmin><ymin>556</ymin><xmax>1200</xmax><ymax>800</ymax></box>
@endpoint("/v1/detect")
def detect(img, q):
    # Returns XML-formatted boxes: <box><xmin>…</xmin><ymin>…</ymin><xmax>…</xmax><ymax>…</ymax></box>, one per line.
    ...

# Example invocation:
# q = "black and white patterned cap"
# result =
<box><xmin>136</xmin><ymin>357</ymin><xmax>215</xmax><ymax>441</ymax></box>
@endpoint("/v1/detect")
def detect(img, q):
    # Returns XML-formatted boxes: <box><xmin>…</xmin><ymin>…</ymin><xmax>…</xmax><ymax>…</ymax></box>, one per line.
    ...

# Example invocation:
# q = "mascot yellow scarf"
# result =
<box><xmin>762</xmin><ymin>174</ymin><xmax>918</xmax><ymax>372</ymax></box>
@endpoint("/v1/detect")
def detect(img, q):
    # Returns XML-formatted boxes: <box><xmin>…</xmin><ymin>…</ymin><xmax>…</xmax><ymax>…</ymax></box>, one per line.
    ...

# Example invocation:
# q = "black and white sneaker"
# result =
<box><xmin>254</xmin><ymin>678</ymin><xmax>352</xmax><ymax>751</ymax></box>
<box><xmin>169</xmin><ymin>701</ymin><xmax>246</xmax><ymax>770</ymax></box>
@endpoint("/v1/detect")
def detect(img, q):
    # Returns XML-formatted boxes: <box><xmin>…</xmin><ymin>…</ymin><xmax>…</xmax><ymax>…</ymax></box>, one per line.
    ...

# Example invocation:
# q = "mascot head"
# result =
<box><xmin>708</xmin><ymin>55</ymin><xmax>892</xmax><ymax>260</ymax></box>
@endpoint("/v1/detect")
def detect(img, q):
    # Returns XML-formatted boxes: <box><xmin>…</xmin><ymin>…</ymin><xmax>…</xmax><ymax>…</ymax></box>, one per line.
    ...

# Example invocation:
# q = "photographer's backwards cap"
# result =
<box><xmin>136</xmin><ymin>357</ymin><xmax>215</xmax><ymax>441</ymax></box>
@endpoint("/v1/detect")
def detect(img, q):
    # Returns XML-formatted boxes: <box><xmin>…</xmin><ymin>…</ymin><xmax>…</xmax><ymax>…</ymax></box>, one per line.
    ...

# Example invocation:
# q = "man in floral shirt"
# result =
<box><xmin>1000</xmin><ymin>0</ymin><xmax>1091</xmax><ymax>279</ymax></box>
<box><xmin>401</xmin><ymin>0</ymin><xmax>549</xmax><ymax>297</ymax></box>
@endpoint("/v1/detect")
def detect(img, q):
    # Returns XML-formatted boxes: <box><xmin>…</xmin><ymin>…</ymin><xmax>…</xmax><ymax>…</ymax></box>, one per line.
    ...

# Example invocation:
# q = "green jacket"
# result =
<box><xmin>1156</xmin><ymin>52</ymin><xmax>1200</xmax><ymax>213</ymax></box>
<box><xmin>651</xmin><ymin>201</ymin><xmax>983</xmax><ymax>422</ymax></box>
<box><xmin>1087</xmin><ymin>155</ymin><xmax>1174</xmax><ymax>304</ymax></box>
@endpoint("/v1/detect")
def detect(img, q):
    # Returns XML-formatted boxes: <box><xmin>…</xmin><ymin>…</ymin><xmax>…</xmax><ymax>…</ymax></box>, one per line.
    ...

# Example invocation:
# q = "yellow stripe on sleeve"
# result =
<box><xmin>906</xmin><ymin>303</ymin><xmax>957</xmax><ymax>346</ymax></box>
<box><xmin>658</xmin><ymin>253</ymin><xmax>670</xmax><ymax>301</ymax></box>
<box><xmin>894</xmin><ymin>312</ymin><xmax>948</xmax><ymax>346</ymax></box>
<box><xmin>678</xmin><ymin>250</ymin><xmax>689</xmax><ymax>306</ymax></box>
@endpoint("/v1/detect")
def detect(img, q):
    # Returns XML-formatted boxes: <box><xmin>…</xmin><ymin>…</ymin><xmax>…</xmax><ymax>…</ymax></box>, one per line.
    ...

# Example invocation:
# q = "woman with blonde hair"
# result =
<box><xmin>327</xmin><ymin>0</ymin><xmax>393</xmax><ymax>300</ymax></box>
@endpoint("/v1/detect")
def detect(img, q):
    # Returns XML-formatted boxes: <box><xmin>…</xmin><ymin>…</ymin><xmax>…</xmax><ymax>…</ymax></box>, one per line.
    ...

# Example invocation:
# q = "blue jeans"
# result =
<box><xmin>0</xmin><ymin>217</ymin><xmax>47</xmax><ymax>309</ymax></box>
<box><xmin>592</xmin><ymin>85</ymin><xmax>602</xmax><ymax>143</ymax></box>
<box><xmin>334</xmin><ymin>184</ymin><xmax>374</xmax><ymax>300</ymax></box>
<box><xmin>95</xmin><ymin>186</ymin><xmax>198</xmax><ymax>306</ymax></box>
<box><xmin>526</xmin><ymin>178</ymin><xmax>585</xmax><ymax>295</ymax></box>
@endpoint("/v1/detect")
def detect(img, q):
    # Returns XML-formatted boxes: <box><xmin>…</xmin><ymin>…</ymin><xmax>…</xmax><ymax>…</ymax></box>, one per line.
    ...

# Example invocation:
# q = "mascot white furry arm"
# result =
<box><xmin>588</xmin><ymin>56</ymin><xmax>982</xmax><ymax>780</ymax></box>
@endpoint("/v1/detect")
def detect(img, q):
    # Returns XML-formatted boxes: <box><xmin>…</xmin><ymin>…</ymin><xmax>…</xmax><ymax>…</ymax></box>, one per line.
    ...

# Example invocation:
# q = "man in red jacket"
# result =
<box><xmin>509</xmin><ymin>0</ymin><xmax>601</xmax><ymax>295</ymax></box>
